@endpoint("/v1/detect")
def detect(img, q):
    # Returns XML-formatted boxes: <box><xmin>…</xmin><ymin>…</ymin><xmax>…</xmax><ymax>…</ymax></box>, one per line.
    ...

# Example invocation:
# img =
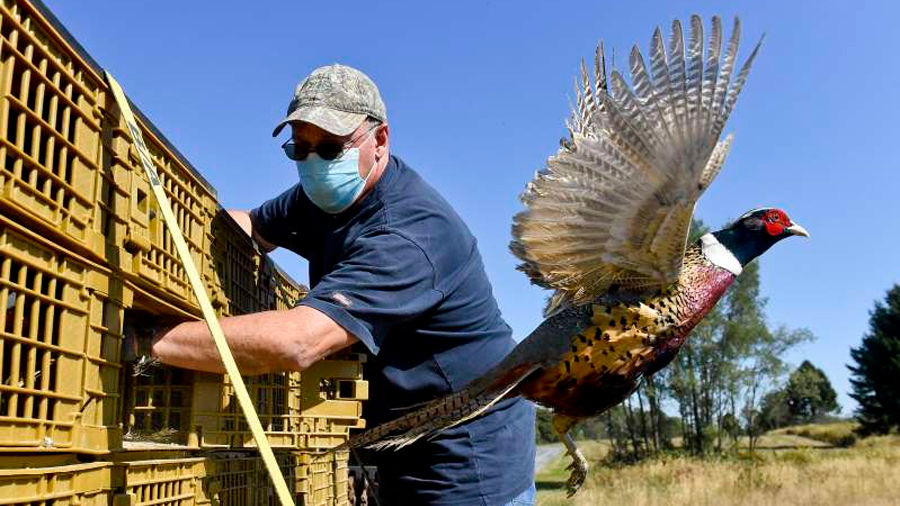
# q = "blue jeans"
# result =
<box><xmin>502</xmin><ymin>482</ymin><xmax>536</xmax><ymax>506</ymax></box>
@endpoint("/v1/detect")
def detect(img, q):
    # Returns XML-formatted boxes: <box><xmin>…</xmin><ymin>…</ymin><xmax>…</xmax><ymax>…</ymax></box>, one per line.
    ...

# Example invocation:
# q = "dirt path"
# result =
<box><xmin>535</xmin><ymin>443</ymin><xmax>564</xmax><ymax>472</ymax></box>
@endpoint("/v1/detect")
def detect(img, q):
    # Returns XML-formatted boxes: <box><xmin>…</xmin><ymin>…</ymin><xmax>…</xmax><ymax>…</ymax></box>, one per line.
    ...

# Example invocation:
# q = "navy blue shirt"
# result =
<box><xmin>251</xmin><ymin>155</ymin><xmax>535</xmax><ymax>505</ymax></box>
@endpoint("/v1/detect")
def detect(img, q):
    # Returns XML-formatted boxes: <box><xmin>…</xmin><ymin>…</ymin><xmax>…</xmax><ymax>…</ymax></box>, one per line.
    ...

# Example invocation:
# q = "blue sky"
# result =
<box><xmin>43</xmin><ymin>0</ymin><xmax>899</xmax><ymax>414</ymax></box>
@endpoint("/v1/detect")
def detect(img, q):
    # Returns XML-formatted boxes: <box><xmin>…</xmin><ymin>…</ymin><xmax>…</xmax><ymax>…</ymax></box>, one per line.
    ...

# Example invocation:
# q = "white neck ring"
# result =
<box><xmin>700</xmin><ymin>233</ymin><xmax>743</xmax><ymax>276</ymax></box>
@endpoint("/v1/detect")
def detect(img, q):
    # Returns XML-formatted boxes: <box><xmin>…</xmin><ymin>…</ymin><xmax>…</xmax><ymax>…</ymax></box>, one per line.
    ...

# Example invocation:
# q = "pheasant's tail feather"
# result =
<box><xmin>336</xmin><ymin>365</ymin><xmax>539</xmax><ymax>453</ymax></box>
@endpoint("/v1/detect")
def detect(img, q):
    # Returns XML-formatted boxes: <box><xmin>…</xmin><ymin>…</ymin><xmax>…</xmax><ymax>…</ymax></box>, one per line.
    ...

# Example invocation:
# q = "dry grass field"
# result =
<box><xmin>536</xmin><ymin>424</ymin><xmax>900</xmax><ymax>506</ymax></box>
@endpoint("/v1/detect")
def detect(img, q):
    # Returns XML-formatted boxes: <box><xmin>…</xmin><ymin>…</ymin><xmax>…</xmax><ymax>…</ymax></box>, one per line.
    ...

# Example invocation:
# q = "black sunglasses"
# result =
<box><xmin>281</xmin><ymin>123</ymin><xmax>380</xmax><ymax>161</ymax></box>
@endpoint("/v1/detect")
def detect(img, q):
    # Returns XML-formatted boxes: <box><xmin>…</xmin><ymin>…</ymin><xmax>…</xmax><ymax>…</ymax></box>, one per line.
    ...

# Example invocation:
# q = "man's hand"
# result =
<box><xmin>123</xmin><ymin>312</ymin><xmax>177</xmax><ymax>375</ymax></box>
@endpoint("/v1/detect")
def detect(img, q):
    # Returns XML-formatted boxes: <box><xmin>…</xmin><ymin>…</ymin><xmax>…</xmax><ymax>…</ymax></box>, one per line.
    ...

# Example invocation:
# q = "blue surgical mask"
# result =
<box><xmin>296</xmin><ymin>148</ymin><xmax>376</xmax><ymax>214</ymax></box>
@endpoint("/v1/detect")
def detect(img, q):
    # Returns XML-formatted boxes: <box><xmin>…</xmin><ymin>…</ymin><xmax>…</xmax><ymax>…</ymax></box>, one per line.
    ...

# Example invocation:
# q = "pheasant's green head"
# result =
<box><xmin>711</xmin><ymin>208</ymin><xmax>809</xmax><ymax>267</ymax></box>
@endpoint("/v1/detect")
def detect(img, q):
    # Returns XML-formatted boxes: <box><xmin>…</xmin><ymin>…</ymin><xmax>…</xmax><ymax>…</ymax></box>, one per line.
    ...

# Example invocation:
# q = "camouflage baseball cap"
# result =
<box><xmin>272</xmin><ymin>64</ymin><xmax>387</xmax><ymax>137</ymax></box>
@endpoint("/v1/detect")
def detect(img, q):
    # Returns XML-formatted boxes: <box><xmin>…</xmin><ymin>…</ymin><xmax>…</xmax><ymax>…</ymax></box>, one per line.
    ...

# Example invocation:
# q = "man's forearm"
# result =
<box><xmin>150</xmin><ymin>306</ymin><xmax>357</xmax><ymax>374</ymax></box>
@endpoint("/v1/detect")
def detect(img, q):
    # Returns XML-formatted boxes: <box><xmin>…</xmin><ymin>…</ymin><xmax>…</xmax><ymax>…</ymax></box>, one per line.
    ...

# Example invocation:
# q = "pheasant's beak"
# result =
<box><xmin>787</xmin><ymin>223</ymin><xmax>810</xmax><ymax>238</ymax></box>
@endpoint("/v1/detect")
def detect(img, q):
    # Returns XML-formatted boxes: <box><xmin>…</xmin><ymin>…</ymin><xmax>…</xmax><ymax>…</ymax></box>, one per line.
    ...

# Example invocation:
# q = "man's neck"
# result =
<box><xmin>359</xmin><ymin>152</ymin><xmax>391</xmax><ymax>200</ymax></box>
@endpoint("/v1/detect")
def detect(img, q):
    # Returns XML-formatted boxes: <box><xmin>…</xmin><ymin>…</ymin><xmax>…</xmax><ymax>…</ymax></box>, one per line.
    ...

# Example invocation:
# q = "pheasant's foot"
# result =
<box><xmin>555</xmin><ymin>419</ymin><xmax>588</xmax><ymax>496</ymax></box>
<box><xmin>564</xmin><ymin>446</ymin><xmax>588</xmax><ymax>497</ymax></box>
<box><xmin>563</xmin><ymin>434</ymin><xmax>588</xmax><ymax>497</ymax></box>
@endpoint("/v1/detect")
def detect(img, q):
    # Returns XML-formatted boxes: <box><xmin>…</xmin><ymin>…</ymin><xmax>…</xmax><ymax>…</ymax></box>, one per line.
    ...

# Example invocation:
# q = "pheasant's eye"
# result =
<box><xmin>763</xmin><ymin>210</ymin><xmax>783</xmax><ymax>224</ymax></box>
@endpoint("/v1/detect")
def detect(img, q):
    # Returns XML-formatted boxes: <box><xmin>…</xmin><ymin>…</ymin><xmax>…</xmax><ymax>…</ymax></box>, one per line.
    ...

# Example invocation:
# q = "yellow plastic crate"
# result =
<box><xmin>202</xmin><ymin>208</ymin><xmax>317</xmax><ymax>323</ymax></box>
<box><xmin>0</xmin><ymin>0</ymin><xmax>218</xmax><ymax>317</ymax></box>
<box><xmin>0</xmin><ymin>0</ymin><xmax>106</xmax><ymax>264</ymax></box>
<box><xmin>101</xmin><ymin>118</ymin><xmax>216</xmax><ymax>312</ymax></box>
<box><xmin>300</xmin><ymin>358</ymin><xmax>368</xmax><ymax>420</ymax></box>
<box><xmin>0</xmin><ymin>0</ymin><xmax>306</xmax><ymax>326</ymax></box>
<box><xmin>0</xmin><ymin>460</ymin><xmax>113</xmax><ymax>506</ymax></box>
<box><xmin>197</xmin><ymin>356</ymin><xmax>368</xmax><ymax>450</ymax></box>
<box><xmin>293</xmin><ymin>417</ymin><xmax>356</xmax><ymax>451</ymax></box>
<box><xmin>256</xmin><ymin>257</ymin><xmax>278</xmax><ymax>312</ymax></box>
<box><xmin>125</xmin><ymin>365</ymin><xmax>194</xmax><ymax>445</ymax></box>
<box><xmin>121</xmin><ymin>283</ymin><xmax>329</xmax><ymax>450</ymax></box>
<box><xmin>120</xmin><ymin>291</ymin><xmax>195</xmax><ymax>448</ymax></box>
<box><xmin>115</xmin><ymin>457</ymin><xmax>204</xmax><ymax>506</ymax></box>
<box><xmin>201</xmin><ymin>454</ymin><xmax>256</xmax><ymax>506</ymax></box>
<box><xmin>294</xmin><ymin>451</ymin><xmax>350</xmax><ymax>506</ymax></box>
<box><xmin>124</xmin><ymin>358</ymin><xmax>367</xmax><ymax>450</ymax></box>
<box><xmin>205</xmin><ymin>210</ymin><xmax>265</xmax><ymax>318</ymax></box>
<box><xmin>201</xmin><ymin>451</ymin><xmax>294</xmax><ymax>506</ymax></box>
<box><xmin>204</xmin><ymin>213</ymin><xmax>310</xmax><ymax>318</ymax></box>
<box><xmin>0</xmin><ymin>215</ymin><xmax>125</xmax><ymax>453</ymax></box>
<box><xmin>290</xmin><ymin>356</ymin><xmax>369</xmax><ymax>450</ymax></box>
<box><xmin>189</xmin><ymin>371</ymin><xmax>301</xmax><ymax>449</ymax></box>
<box><xmin>272</xmin><ymin>265</ymin><xmax>306</xmax><ymax>311</ymax></box>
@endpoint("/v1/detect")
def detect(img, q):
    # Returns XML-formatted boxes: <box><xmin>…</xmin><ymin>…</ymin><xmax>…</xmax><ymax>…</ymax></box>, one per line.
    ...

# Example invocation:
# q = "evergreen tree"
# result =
<box><xmin>848</xmin><ymin>284</ymin><xmax>900</xmax><ymax>435</ymax></box>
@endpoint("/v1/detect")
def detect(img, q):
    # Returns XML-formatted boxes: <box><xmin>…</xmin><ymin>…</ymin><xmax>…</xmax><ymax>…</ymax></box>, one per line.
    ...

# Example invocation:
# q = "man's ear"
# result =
<box><xmin>375</xmin><ymin>123</ymin><xmax>390</xmax><ymax>159</ymax></box>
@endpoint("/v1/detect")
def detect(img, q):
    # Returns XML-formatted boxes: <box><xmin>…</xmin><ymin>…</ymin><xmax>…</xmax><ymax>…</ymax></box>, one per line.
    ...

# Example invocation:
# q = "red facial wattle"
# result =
<box><xmin>765</xmin><ymin>221</ymin><xmax>784</xmax><ymax>235</ymax></box>
<box><xmin>763</xmin><ymin>209</ymin><xmax>790</xmax><ymax>236</ymax></box>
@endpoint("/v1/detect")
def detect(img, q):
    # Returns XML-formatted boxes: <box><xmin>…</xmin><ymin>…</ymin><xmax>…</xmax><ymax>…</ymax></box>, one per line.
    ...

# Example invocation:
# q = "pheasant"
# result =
<box><xmin>338</xmin><ymin>15</ymin><xmax>808</xmax><ymax>495</ymax></box>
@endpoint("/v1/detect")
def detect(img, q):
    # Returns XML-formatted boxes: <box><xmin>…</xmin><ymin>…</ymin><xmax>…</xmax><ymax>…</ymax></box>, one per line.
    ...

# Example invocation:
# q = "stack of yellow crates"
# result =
<box><xmin>0</xmin><ymin>1</ymin><xmax>365</xmax><ymax>504</ymax></box>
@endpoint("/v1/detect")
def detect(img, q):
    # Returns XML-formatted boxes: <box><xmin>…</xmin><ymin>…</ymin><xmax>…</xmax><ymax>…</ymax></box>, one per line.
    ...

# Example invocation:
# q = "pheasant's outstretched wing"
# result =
<box><xmin>511</xmin><ymin>16</ymin><xmax>762</xmax><ymax>313</ymax></box>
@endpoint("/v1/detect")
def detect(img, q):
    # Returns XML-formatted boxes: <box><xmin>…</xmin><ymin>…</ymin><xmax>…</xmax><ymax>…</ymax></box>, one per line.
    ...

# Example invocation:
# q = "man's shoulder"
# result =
<box><xmin>382</xmin><ymin>156</ymin><xmax>468</xmax><ymax>228</ymax></box>
<box><xmin>380</xmin><ymin>157</ymin><xmax>475</xmax><ymax>253</ymax></box>
<box><xmin>375</xmin><ymin>156</ymin><xmax>492</xmax><ymax>304</ymax></box>
<box><xmin>383</xmin><ymin>155</ymin><xmax>440</xmax><ymax>201</ymax></box>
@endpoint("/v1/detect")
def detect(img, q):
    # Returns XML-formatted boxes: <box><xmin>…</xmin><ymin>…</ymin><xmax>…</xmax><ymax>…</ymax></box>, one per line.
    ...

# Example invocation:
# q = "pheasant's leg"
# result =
<box><xmin>561</xmin><ymin>432</ymin><xmax>587</xmax><ymax>496</ymax></box>
<box><xmin>553</xmin><ymin>414</ymin><xmax>587</xmax><ymax>496</ymax></box>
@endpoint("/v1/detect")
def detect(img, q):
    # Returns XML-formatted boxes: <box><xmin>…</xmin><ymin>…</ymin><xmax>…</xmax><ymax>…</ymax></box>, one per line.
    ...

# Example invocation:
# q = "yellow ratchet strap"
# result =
<box><xmin>105</xmin><ymin>72</ymin><xmax>295</xmax><ymax>506</ymax></box>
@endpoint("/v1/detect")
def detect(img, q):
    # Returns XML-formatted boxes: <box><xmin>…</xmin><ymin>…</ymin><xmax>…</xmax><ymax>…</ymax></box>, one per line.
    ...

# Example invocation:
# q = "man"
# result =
<box><xmin>138</xmin><ymin>64</ymin><xmax>536</xmax><ymax>505</ymax></box>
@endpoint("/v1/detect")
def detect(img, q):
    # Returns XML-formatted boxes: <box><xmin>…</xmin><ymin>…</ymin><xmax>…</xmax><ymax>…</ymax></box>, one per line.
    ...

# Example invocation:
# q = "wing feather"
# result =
<box><xmin>716</xmin><ymin>36</ymin><xmax>764</xmax><ymax>139</ymax></box>
<box><xmin>699</xmin><ymin>135</ymin><xmax>733</xmax><ymax>191</ymax></box>
<box><xmin>702</xmin><ymin>17</ymin><xmax>722</xmax><ymax>131</ymax></box>
<box><xmin>511</xmin><ymin>16</ymin><xmax>761</xmax><ymax>313</ymax></box>
<box><xmin>650</xmin><ymin>27</ymin><xmax>681</xmax><ymax>151</ymax></box>
<box><xmin>630</xmin><ymin>46</ymin><xmax>677</xmax><ymax>152</ymax></box>
<box><xmin>686</xmin><ymin>15</ymin><xmax>705</xmax><ymax>158</ymax></box>
<box><xmin>711</xmin><ymin>18</ymin><xmax>741</xmax><ymax>137</ymax></box>
<box><xmin>595</xmin><ymin>41</ymin><xmax>608</xmax><ymax>94</ymax></box>
<box><xmin>608</xmin><ymin>71</ymin><xmax>664</xmax><ymax>159</ymax></box>
<box><xmin>667</xmin><ymin>19</ymin><xmax>689</xmax><ymax>162</ymax></box>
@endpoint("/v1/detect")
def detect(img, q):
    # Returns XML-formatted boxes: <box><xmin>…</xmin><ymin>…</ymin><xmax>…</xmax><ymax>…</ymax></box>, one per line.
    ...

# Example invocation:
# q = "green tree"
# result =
<box><xmin>535</xmin><ymin>406</ymin><xmax>557</xmax><ymax>444</ymax></box>
<box><xmin>785</xmin><ymin>360</ymin><xmax>839</xmax><ymax>423</ymax></box>
<box><xmin>756</xmin><ymin>360</ymin><xmax>839</xmax><ymax>431</ymax></box>
<box><xmin>848</xmin><ymin>284</ymin><xmax>900</xmax><ymax>435</ymax></box>
<box><xmin>758</xmin><ymin>389</ymin><xmax>791</xmax><ymax>430</ymax></box>
<box><xmin>601</xmin><ymin>405</ymin><xmax>635</xmax><ymax>460</ymax></box>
